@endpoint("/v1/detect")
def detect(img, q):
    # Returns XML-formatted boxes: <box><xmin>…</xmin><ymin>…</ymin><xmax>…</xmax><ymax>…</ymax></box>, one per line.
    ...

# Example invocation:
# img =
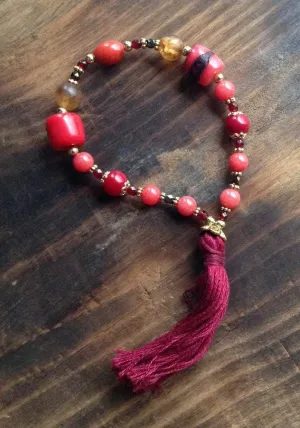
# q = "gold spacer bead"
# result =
<box><xmin>215</xmin><ymin>73</ymin><xmax>224</xmax><ymax>83</ymax></box>
<box><xmin>57</xmin><ymin>107</ymin><xmax>67</xmax><ymax>113</ymax></box>
<box><xmin>227</xmin><ymin>110</ymin><xmax>243</xmax><ymax>117</ymax></box>
<box><xmin>121</xmin><ymin>180</ymin><xmax>130</xmax><ymax>195</ymax></box>
<box><xmin>74</xmin><ymin>65</ymin><xmax>84</xmax><ymax>74</ymax></box>
<box><xmin>68</xmin><ymin>79</ymin><xmax>78</xmax><ymax>85</ymax></box>
<box><xmin>85</xmin><ymin>53</ymin><xmax>95</xmax><ymax>64</ymax></box>
<box><xmin>137</xmin><ymin>187</ymin><xmax>142</xmax><ymax>196</ymax></box>
<box><xmin>235</xmin><ymin>147</ymin><xmax>245</xmax><ymax>152</ymax></box>
<box><xmin>154</xmin><ymin>39</ymin><xmax>161</xmax><ymax>50</ymax></box>
<box><xmin>89</xmin><ymin>164</ymin><xmax>98</xmax><ymax>173</ymax></box>
<box><xmin>182</xmin><ymin>46</ymin><xmax>192</xmax><ymax>56</ymax></box>
<box><xmin>221</xmin><ymin>206</ymin><xmax>231</xmax><ymax>213</ymax></box>
<box><xmin>123</xmin><ymin>41</ymin><xmax>132</xmax><ymax>51</ymax></box>
<box><xmin>140</xmin><ymin>38</ymin><xmax>147</xmax><ymax>49</ymax></box>
<box><xmin>229</xmin><ymin>183</ymin><xmax>240</xmax><ymax>189</ymax></box>
<box><xmin>68</xmin><ymin>147</ymin><xmax>79</xmax><ymax>156</ymax></box>
<box><xmin>100</xmin><ymin>171</ymin><xmax>110</xmax><ymax>183</ymax></box>
<box><xmin>193</xmin><ymin>207</ymin><xmax>201</xmax><ymax>216</ymax></box>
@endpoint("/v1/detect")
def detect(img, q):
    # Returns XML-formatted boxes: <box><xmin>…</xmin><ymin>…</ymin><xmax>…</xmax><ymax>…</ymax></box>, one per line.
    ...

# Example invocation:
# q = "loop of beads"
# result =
<box><xmin>46</xmin><ymin>37</ymin><xmax>250</xmax><ymax>226</ymax></box>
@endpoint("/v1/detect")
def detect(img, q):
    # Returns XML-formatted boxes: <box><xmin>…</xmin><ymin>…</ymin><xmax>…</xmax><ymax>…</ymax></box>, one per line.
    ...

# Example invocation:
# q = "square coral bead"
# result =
<box><xmin>46</xmin><ymin>113</ymin><xmax>86</xmax><ymax>151</ymax></box>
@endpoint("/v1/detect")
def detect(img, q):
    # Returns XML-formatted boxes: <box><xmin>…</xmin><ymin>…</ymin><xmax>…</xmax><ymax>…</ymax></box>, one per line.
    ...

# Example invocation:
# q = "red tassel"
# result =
<box><xmin>112</xmin><ymin>233</ymin><xmax>229</xmax><ymax>392</ymax></box>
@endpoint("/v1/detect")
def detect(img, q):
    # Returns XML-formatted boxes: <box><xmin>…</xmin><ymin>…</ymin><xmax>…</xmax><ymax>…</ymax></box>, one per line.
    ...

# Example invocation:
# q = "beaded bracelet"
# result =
<box><xmin>46</xmin><ymin>37</ymin><xmax>250</xmax><ymax>393</ymax></box>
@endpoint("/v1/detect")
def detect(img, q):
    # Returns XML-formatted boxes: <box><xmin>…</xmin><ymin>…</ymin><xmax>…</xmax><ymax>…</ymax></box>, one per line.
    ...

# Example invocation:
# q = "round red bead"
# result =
<box><xmin>131</xmin><ymin>39</ymin><xmax>142</xmax><ymax>49</ymax></box>
<box><xmin>177</xmin><ymin>196</ymin><xmax>197</xmax><ymax>216</ymax></box>
<box><xmin>93</xmin><ymin>40</ymin><xmax>124</xmax><ymax>66</ymax></box>
<box><xmin>229</xmin><ymin>152</ymin><xmax>249</xmax><ymax>172</ymax></box>
<box><xmin>220</xmin><ymin>188</ymin><xmax>241</xmax><ymax>209</ymax></box>
<box><xmin>46</xmin><ymin>113</ymin><xmax>86</xmax><ymax>151</ymax></box>
<box><xmin>73</xmin><ymin>152</ymin><xmax>94</xmax><ymax>172</ymax></box>
<box><xmin>215</xmin><ymin>80</ymin><xmax>235</xmax><ymax>101</ymax></box>
<box><xmin>141</xmin><ymin>185</ymin><xmax>161</xmax><ymax>206</ymax></box>
<box><xmin>226</xmin><ymin>113</ymin><xmax>250</xmax><ymax>135</ymax></box>
<box><xmin>103</xmin><ymin>170</ymin><xmax>128</xmax><ymax>196</ymax></box>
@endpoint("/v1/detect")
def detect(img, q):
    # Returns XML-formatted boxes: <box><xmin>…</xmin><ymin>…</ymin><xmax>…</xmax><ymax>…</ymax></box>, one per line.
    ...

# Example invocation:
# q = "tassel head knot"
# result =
<box><xmin>201</xmin><ymin>216</ymin><xmax>226</xmax><ymax>241</ymax></box>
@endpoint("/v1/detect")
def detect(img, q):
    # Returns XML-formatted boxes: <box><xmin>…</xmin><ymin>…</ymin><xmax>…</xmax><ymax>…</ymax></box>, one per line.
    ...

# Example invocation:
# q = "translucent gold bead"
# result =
<box><xmin>158</xmin><ymin>36</ymin><xmax>184</xmax><ymax>61</ymax></box>
<box><xmin>55</xmin><ymin>81</ymin><xmax>82</xmax><ymax>111</ymax></box>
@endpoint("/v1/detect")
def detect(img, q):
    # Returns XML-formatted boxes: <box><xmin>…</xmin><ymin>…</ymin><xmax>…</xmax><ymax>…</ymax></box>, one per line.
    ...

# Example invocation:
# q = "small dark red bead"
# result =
<box><xmin>228</xmin><ymin>102</ymin><xmax>238</xmax><ymax>112</ymax></box>
<box><xmin>131</xmin><ymin>39</ymin><xmax>142</xmax><ymax>49</ymax></box>
<box><xmin>127</xmin><ymin>186</ymin><xmax>138</xmax><ymax>196</ymax></box>
<box><xmin>196</xmin><ymin>210</ymin><xmax>208</xmax><ymax>222</ymax></box>
<box><xmin>218</xmin><ymin>212</ymin><xmax>228</xmax><ymax>221</ymax></box>
<box><xmin>93</xmin><ymin>169</ymin><xmax>103</xmax><ymax>179</ymax></box>
<box><xmin>233</xmin><ymin>138</ymin><xmax>244</xmax><ymax>148</ymax></box>
<box><xmin>77</xmin><ymin>60</ymin><xmax>88</xmax><ymax>71</ymax></box>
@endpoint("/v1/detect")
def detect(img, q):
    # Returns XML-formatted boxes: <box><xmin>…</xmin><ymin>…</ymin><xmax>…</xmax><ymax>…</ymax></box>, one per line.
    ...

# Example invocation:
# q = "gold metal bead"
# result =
<box><xmin>121</xmin><ymin>180</ymin><xmax>130</xmax><ymax>195</ymax></box>
<box><xmin>182</xmin><ymin>45</ymin><xmax>192</xmax><ymax>56</ymax></box>
<box><xmin>137</xmin><ymin>187</ymin><xmax>142</xmax><ymax>196</ymax></box>
<box><xmin>100</xmin><ymin>171</ymin><xmax>110</xmax><ymax>183</ymax></box>
<box><xmin>158</xmin><ymin>36</ymin><xmax>184</xmax><ymax>61</ymax></box>
<box><xmin>154</xmin><ymin>39</ymin><xmax>161</xmax><ymax>50</ymax></box>
<box><xmin>140</xmin><ymin>38</ymin><xmax>147</xmax><ymax>49</ymax></box>
<box><xmin>235</xmin><ymin>147</ymin><xmax>245</xmax><ymax>152</ymax></box>
<box><xmin>229</xmin><ymin>183</ymin><xmax>240</xmax><ymax>189</ymax></box>
<box><xmin>74</xmin><ymin>65</ymin><xmax>85</xmax><ymax>74</ymax></box>
<box><xmin>57</xmin><ymin>107</ymin><xmax>67</xmax><ymax>113</ymax></box>
<box><xmin>123</xmin><ymin>41</ymin><xmax>132</xmax><ymax>51</ymax></box>
<box><xmin>215</xmin><ymin>73</ymin><xmax>224</xmax><ymax>83</ymax></box>
<box><xmin>68</xmin><ymin>147</ymin><xmax>79</xmax><ymax>156</ymax></box>
<box><xmin>193</xmin><ymin>207</ymin><xmax>201</xmax><ymax>216</ymax></box>
<box><xmin>89</xmin><ymin>164</ymin><xmax>98</xmax><ymax>173</ymax></box>
<box><xmin>85</xmin><ymin>53</ymin><xmax>95</xmax><ymax>64</ymax></box>
<box><xmin>68</xmin><ymin>79</ymin><xmax>79</xmax><ymax>85</ymax></box>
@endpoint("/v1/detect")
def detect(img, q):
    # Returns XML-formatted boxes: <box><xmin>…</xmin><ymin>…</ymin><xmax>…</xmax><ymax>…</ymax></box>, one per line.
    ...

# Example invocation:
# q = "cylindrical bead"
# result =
<box><xmin>184</xmin><ymin>44</ymin><xmax>224</xmax><ymax>86</ymax></box>
<box><xmin>46</xmin><ymin>112</ymin><xmax>86</xmax><ymax>151</ymax></box>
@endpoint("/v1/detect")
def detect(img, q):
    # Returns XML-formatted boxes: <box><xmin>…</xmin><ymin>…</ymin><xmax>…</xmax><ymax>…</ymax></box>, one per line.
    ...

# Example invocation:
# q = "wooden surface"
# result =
<box><xmin>1</xmin><ymin>0</ymin><xmax>300</xmax><ymax>427</ymax></box>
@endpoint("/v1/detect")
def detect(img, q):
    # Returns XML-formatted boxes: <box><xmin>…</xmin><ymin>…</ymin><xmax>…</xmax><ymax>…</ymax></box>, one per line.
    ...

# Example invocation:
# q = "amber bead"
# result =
<box><xmin>55</xmin><ymin>81</ymin><xmax>82</xmax><ymax>111</ymax></box>
<box><xmin>158</xmin><ymin>36</ymin><xmax>184</xmax><ymax>61</ymax></box>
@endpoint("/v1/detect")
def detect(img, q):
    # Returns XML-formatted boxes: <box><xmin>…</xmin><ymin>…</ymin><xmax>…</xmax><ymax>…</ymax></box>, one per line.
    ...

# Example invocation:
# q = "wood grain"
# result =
<box><xmin>0</xmin><ymin>0</ymin><xmax>300</xmax><ymax>427</ymax></box>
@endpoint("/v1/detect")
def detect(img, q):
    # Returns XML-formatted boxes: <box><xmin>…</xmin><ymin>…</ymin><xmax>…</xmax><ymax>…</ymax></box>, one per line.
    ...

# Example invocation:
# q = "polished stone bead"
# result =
<box><xmin>229</xmin><ymin>152</ymin><xmax>249</xmax><ymax>172</ymax></box>
<box><xmin>73</xmin><ymin>152</ymin><xmax>94</xmax><ymax>172</ymax></box>
<box><xmin>141</xmin><ymin>185</ymin><xmax>161</xmax><ymax>205</ymax></box>
<box><xmin>215</xmin><ymin>80</ymin><xmax>235</xmax><ymax>101</ymax></box>
<box><xmin>177</xmin><ymin>196</ymin><xmax>197</xmax><ymax>216</ymax></box>
<box><xmin>93</xmin><ymin>40</ymin><xmax>124</xmax><ymax>66</ymax></box>
<box><xmin>226</xmin><ymin>113</ymin><xmax>250</xmax><ymax>135</ymax></box>
<box><xmin>46</xmin><ymin>112</ymin><xmax>85</xmax><ymax>151</ymax></box>
<box><xmin>103</xmin><ymin>170</ymin><xmax>128</xmax><ymax>196</ymax></box>
<box><xmin>158</xmin><ymin>36</ymin><xmax>184</xmax><ymax>61</ymax></box>
<box><xmin>55</xmin><ymin>81</ymin><xmax>82</xmax><ymax>111</ymax></box>
<box><xmin>220</xmin><ymin>188</ymin><xmax>241</xmax><ymax>209</ymax></box>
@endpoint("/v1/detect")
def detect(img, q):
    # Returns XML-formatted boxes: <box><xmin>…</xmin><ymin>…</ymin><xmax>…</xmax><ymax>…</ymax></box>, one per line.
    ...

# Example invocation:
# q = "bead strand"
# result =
<box><xmin>46</xmin><ymin>36</ymin><xmax>251</xmax><ymax>228</ymax></box>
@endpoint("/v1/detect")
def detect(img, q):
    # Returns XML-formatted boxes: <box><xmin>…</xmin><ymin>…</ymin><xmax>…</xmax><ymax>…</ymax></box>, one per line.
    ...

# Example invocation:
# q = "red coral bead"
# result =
<box><xmin>73</xmin><ymin>152</ymin><xmax>94</xmax><ymax>172</ymax></box>
<box><xmin>103</xmin><ymin>170</ymin><xmax>127</xmax><ymax>196</ymax></box>
<box><xmin>229</xmin><ymin>152</ymin><xmax>249</xmax><ymax>172</ymax></box>
<box><xmin>184</xmin><ymin>44</ymin><xmax>224</xmax><ymax>86</ymax></box>
<box><xmin>93</xmin><ymin>40</ymin><xmax>124</xmax><ymax>66</ymax></box>
<box><xmin>141</xmin><ymin>185</ymin><xmax>161</xmax><ymax>206</ymax></box>
<box><xmin>226</xmin><ymin>113</ymin><xmax>250</xmax><ymax>135</ymax></box>
<box><xmin>220</xmin><ymin>188</ymin><xmax>241</xmax><ymax>209</ymax></box>
<box><xmin>46</xmin><ymin>113</ymin><xmax>86</xmax><ymax>151</ymax></box>
<box><xmin>215</xmin><ymin>80</ymin><xmax>235</xmax><ymax>101</ymax></box>
<box><xmin>177</xmin><ymin>196</ymin><xmax>197</xmax><ymax>216</ymax></box>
